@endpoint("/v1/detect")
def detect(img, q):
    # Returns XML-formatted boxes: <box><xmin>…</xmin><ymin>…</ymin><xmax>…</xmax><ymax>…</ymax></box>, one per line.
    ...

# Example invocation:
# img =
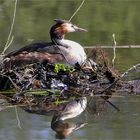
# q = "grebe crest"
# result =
<box><xmin>50</xmin><ymin>19</ymin><xmax>87</xmax><ymax>42</ymax></box>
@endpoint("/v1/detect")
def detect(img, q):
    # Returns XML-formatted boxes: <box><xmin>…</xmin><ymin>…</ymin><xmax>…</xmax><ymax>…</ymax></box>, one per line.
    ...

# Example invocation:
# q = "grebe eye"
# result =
<box><xmin>71</xmin><ymin>25</ymin><xmax>74</xmax><ymax>28</ymax></box>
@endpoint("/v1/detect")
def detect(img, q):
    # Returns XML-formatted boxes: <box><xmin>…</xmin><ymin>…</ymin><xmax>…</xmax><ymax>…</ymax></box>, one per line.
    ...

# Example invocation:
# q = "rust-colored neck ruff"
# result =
<box><xmin>50</xmin><ymin>23</ymin><xmax>68</xmax><ymax>44</ymax></box>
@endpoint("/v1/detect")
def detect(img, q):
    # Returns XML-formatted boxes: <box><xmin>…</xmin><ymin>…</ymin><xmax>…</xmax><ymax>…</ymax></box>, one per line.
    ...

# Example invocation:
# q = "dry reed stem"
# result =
<box><xmin>112</xmin><ymin>33</ymin><xmax>117</xmax><ymax>68</ymax></box>
<box><xmin>69</xmin><ymin>0</ymin><xmax>86</xmax><ymax>22</ymax></box>
<box><xmin>121</xmin><ymin>63</ymin><xmax>140</xmax><ymax>78</ymax></box>
<box><xmin>2</xmin><ymin>0</ymin><xmax>18</xmax><ymax>54</ymax></box>
<box><xmin>0</xmin><ymin>74</ymin><xmax>19</xmax><ymax>90</ymax></box>
<box><xmin>15</xmin><ymin>105</ymin><xmax>22</xmax><ymax>129</ymax></box>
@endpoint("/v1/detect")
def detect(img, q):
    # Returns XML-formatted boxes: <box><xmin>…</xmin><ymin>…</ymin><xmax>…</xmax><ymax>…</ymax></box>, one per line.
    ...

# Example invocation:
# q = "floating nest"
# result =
<box><xmin>0</xmin><ymin>49</ymin><xmax>122</xmax><ymax>108</ymax></box>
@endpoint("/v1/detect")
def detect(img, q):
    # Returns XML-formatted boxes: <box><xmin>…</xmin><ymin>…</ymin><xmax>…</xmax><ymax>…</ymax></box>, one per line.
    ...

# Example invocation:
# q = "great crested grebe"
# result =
<box><xmin>51</xmin><ymin>97</ymin><xmax>87</xmax><ymax>139</ymax></box>
<box><xmin>5</xmin><ymin>19</ymin><xmax>87</xmax><ymax>67</ymax></box>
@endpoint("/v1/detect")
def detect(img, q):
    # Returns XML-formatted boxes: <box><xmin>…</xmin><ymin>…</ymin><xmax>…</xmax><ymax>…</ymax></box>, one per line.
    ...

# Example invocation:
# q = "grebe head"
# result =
<box><xmin>54</xmin><ymin>19</ymin><xmax>88</xmax><ymax>33</ymax></box>
<box><xmin>50</xmin><ymin>19</ymin><xmax>87</xmax><ymax>41</ymax></box>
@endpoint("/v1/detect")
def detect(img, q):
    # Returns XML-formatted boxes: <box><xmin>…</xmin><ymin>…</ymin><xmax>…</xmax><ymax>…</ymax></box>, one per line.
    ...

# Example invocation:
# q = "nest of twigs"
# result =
<box><xmin>0</xmin><ymin>49</ymin><xmax>120</xmax><ymax>107</ymax></box>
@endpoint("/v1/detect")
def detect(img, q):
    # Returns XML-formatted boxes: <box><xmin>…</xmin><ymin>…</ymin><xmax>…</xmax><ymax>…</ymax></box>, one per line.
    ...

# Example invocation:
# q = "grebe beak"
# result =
<box><xmin>74</xmin><ymin>25</ymin><xmax>88</xmax><ymax>32</ymax></box>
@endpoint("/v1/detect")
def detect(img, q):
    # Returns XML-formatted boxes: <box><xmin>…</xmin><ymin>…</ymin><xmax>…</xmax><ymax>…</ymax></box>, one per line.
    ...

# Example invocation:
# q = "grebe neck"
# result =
<box><xmin>50</xmin><ymin>23</ymin><xmax>69</xmax><ymax>47</ymax></box>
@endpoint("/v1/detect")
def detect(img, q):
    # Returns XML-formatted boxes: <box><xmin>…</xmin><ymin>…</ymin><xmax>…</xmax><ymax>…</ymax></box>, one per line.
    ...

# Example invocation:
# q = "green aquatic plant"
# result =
<box><xmin>27</xmin><ymin>90</ymin><xmax>49</xmax><ymax>96</ymax></box>
<box><xmin>54</xmin><ymin>63</ymin><xmax>75</xmax><ymax>73</ymax></box>
<box><xmin>27</xmin><ymin>89</ymin><xmax>62</xmax><ymax>96</ymax></box>
<box><xmin>54</xmin><ymin>98</ymin><xmax>68</xmax><ymax>105</ymax></box>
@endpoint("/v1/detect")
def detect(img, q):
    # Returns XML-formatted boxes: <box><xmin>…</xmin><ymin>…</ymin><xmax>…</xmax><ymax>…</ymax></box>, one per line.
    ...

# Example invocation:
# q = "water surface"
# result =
<box><xmin>0</xmin><ymin>95</ymin><xmax>140</xmax><ymax>140</ymax></box>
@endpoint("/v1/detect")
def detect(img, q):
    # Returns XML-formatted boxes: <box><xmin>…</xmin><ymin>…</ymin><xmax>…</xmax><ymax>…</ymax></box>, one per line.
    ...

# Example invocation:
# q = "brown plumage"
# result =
<box><xmin>5</xmin><ymin>44</ymin><xmax>66</xmax><ymax>66</ymax></box>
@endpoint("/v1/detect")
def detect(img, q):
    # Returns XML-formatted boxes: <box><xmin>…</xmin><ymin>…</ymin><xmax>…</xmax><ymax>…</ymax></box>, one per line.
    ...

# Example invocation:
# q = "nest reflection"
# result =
<box><xmin>17</xmin><ymin>96</ymin><xmax>109</xmax><ymax>139</ymax></box>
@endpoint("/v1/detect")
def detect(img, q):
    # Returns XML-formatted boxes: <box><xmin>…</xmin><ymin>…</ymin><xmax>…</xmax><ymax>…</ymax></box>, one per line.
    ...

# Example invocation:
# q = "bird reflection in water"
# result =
<box><xmin>51</xmin><ymin>97</ymin><xmax>87</xmax><ymax>139</ymax></box>
<box><xmin>20</xmin><ymin>96</ymin><xmax>88</xmax><ymax>139</ymax></box>
<box><xmin>51</xmin><ymin>120</ymin><xmax>87</xmax><ymax>139</ymax></box>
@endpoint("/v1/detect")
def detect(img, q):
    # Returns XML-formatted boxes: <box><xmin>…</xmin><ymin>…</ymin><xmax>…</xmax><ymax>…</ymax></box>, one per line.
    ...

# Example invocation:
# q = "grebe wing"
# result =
<box><xmin>4</xmin><ymin>42</ymin><xmax>68</xmax><ymax>66</ymax></box>
<box><xmin>5</xmin><ymin>42</ymin><xmax>62</xmax><ymax>57</ymax></box>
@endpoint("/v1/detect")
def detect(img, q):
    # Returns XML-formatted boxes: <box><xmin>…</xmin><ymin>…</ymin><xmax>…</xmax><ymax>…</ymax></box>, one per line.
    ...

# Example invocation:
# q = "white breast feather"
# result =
<box><xmin>58</xmin><ymin>39</ymin><xmax>87</xmax><ymax>66</ymax></box>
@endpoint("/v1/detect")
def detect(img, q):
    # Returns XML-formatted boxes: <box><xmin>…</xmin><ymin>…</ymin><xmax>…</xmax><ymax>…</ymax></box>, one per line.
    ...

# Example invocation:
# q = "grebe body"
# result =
<box><xmin>5</xmin><ymin>19</ymin><xmax>87</xmax><ymax>67</ymax></box>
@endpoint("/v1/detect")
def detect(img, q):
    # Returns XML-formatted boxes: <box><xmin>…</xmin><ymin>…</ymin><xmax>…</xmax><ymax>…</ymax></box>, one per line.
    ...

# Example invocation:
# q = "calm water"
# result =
<box><xmin>0</xmin><ymin>95</ymin><xmax>140</xmax><ymax>140</ymax></box>
<box><xmin>0</xmin><ymin>0</ymin><xmax>140</xmax><ymax>140</ymax></box>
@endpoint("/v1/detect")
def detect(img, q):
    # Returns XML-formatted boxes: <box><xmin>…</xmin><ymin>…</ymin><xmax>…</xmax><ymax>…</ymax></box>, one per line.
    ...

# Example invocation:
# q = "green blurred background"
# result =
<box><xmin>0</xmin><ymin>0</ymin><xmax>140</xmax><ymax>51</ymax></box>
